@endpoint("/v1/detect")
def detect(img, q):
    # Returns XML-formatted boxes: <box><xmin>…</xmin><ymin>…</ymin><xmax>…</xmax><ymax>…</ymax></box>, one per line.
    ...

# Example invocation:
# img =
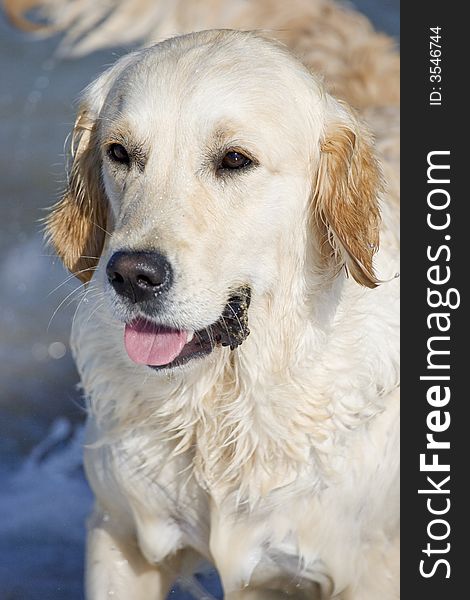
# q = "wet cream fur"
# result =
<box><xmin>44</xmin><ymin>23</ymin><xmax>399</xmax><ymax>600</ymax></box>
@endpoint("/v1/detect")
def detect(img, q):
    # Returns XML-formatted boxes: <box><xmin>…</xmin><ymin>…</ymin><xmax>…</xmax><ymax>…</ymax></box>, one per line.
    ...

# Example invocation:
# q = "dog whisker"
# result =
<box><xmin>47</xmin><ymin>284</ymin><xmax>88</xmax><ymax>331</ymax></box>
<box><xmin>83</xmin><ymin>301</ymin><xmax>105</xmax><ymax>327</ymax></box>
<box><xmin>48</xmin><ymin>265</ymin><xmax>98</xmax><ymax>296</ymax></box>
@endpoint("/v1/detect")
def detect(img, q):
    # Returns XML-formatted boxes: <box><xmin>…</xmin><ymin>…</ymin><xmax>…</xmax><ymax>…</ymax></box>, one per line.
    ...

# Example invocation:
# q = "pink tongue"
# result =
<box><xmin>124</xmin><ymin>319</ymin><xmax>188</xmax><ymax>366</ymax></box>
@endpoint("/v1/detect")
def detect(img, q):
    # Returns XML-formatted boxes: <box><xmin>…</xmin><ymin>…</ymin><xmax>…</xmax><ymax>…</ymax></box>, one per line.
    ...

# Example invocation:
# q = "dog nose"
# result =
<box><xmin>106</xmin><ymin>251</ymin><xmax>173</xmax><ymax>303</ymax></box>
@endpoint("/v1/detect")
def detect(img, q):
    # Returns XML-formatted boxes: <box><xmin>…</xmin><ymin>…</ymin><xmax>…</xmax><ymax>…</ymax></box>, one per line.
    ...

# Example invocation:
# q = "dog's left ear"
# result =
<box><xmin>312</xmin><ymin>105</ymin><xmax>382</xmax><ymax>288</ymax></box>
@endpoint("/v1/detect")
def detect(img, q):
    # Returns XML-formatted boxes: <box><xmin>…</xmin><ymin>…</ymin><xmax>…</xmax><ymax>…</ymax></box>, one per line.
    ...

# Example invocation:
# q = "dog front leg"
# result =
<box><xmin>85</xmin><ymin>506</ymin><xmax>176</xmax><ymax>600</ymax></box>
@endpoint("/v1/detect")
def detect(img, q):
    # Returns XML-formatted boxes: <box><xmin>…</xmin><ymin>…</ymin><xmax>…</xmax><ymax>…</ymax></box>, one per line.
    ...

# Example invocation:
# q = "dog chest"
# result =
<box><xmin>83</xmin><ymin>390</ymin><xmax>399</xmax><ymax>594</ymax></box>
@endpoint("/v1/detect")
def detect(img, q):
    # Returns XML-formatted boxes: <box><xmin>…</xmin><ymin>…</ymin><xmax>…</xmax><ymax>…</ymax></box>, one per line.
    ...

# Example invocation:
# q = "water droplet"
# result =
<box><xmin>48</xmin><ymin>341</ymin><xmax>66</xmax><ymax>359</ymax></box>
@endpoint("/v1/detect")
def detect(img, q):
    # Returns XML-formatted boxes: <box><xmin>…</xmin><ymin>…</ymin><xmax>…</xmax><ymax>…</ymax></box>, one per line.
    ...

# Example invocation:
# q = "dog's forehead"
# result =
<box><xmin>106</xmin><ymin>31</ymin><xmax>319</xmax><ymax>126</ymax></box>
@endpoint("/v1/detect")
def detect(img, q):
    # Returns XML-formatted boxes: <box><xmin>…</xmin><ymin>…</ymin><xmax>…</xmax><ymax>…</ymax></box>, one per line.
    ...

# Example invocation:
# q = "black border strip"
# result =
<box><xmin>401</xmin><ymin>2</ymin><xmax>466</xmax><ymax>597</ymax></box>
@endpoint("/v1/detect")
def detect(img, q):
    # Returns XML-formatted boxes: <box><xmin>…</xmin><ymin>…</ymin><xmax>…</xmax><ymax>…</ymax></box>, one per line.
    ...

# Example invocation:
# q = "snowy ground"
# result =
<box><xmin>0</xmin><ymin>2</ymin><xmax>398</xmax><ymax>598</ymax></box>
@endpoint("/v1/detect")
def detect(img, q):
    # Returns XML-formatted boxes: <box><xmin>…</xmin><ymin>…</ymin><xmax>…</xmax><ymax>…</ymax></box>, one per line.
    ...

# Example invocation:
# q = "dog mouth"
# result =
<box><xmin>123</xmin><ymin>286</ymin><xmax>251</xmax><ymax>370</ymax></box>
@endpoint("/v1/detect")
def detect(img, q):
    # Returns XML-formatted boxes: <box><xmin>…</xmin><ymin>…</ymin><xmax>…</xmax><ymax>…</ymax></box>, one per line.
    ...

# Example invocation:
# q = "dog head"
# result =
<box><xmin>46</xmin><ymin>30</ymin><xmax>381</xmax><ymax>370</ymax></box>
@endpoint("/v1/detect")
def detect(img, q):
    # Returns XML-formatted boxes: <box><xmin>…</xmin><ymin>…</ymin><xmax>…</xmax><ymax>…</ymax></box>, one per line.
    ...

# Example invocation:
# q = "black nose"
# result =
<box><xmin>106</xmin><ymin>251</ymin><xmax>173</xmax><ymax>303</ymax></box>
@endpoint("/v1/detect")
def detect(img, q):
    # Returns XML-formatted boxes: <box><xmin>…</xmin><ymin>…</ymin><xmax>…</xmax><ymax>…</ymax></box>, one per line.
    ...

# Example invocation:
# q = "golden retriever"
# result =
<box><xmin>8</xmin><ymin>1</ymin><xmax>400</xmax><ymax>598</ymax></box>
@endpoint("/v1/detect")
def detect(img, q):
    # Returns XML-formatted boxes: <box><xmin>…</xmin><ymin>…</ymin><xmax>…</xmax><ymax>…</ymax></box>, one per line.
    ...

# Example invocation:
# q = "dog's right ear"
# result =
<box><xmin>45</xmin><ymin>105</ymin><xmax>107</xmax><ymax>283</ymax></box>
<box><xmin>44</xmin><ymin>53</ymin><xmax>142</xmax><ymax>283</ymax></box>
<box><xmin>45</xmin><ymin>53</ymin><xmax>141</xmax><ymax>282</ymax></box>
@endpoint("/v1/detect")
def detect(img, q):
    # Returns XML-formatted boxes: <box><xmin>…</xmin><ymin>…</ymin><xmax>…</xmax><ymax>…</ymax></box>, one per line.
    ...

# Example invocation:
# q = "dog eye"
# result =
<box><xmin>108</xmin><ymin>143</ymin><xmax>130</xmax><ymax>165</ymax></box>
<box><xmin>220</xmin><ymin>151</ymin><xmax>252</xmax><ymax>170</ymax></box>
